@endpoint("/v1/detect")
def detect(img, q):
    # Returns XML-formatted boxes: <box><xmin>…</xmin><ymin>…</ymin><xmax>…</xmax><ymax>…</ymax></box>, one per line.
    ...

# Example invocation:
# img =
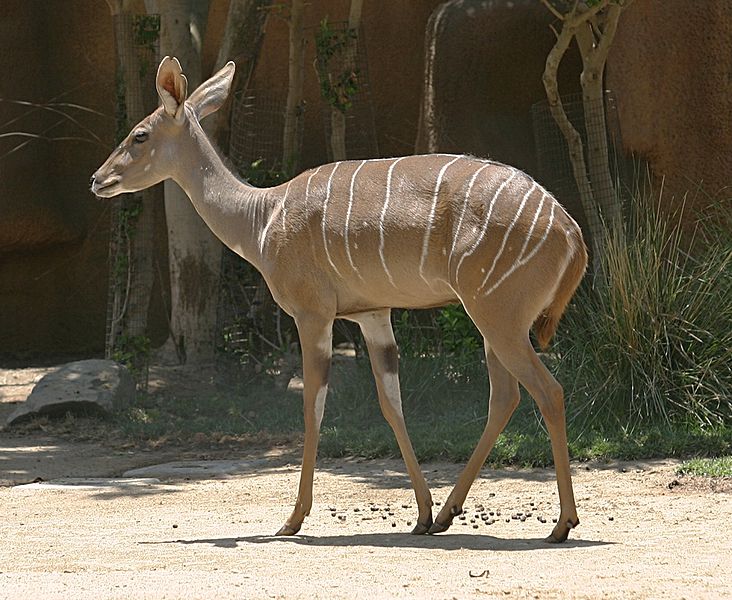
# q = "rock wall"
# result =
<box><xmin>607</xmin><ymin>0</ymin><xmax>732</xmax><ymax>214</ymax></box>
<box><xmin>0</xmin><ymin>1</ymin><xmax>117</xmax><ymax>362</ymax></box>
<box><xmin>414</xmin><ymin>0</ymin><xmax>583</xmax><ymax>174</ymax></box>
<box><xmin>2</xmin><ymin>0</ymin><xmax>728</xmax><ymax>360</ymax></box>
<box><xmin>0</xmin><ymin>0</ymin><xmax>444</xmax><ymax>361</ymax></box>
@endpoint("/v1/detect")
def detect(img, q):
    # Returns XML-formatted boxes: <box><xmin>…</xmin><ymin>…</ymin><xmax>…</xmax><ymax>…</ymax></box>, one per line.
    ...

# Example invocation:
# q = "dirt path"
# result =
<box><xmin>0</xmin><ymin>437</ymin><xmax>729</xmax><ymax>600</ymax></box>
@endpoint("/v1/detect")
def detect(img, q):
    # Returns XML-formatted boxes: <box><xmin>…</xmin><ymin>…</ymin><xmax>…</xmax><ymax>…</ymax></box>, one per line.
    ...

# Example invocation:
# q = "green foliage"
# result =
<box><xmin>112</xmin><ymin>334</ymin><xmax>151</xmax><ymax>380</ymax></box>
<box><xmin>393</xmin><ymin>306</ymin><xmax>482</xmax><ymax>360</ymax></box>
<box><xmin>133</xmin><ymin>14</ymin><xmax>160</xmax><ymax>80</ymax></box>
<box><xmin>554</xmin><ymin>191</ymin><xmax>732</xmax><ymax>429</ymax></box>
<box><xmin>113</xmin><ymin>353</ymin><xmax>731</xmax><ymax>466</ymax></box>
<box><xmin>112</xmin><ymin>198</ymin><xmax>144</xmax><ymax>281</ymax></box>
<box><xmin>315</xmin><ymin>18</ymin><xmax>360</xmax><ymax>113</ymax></box>
<box><xmin>240</xmin><ymin>158</ymin><xmax>288</xmax><ymax>188</ymax></box>
<box><xmin>133</xmin><ymin>15</ymin><xmax>160</xmax><ymax>47</ymax></box>
<box><xmin>677</xmin><ymin>456</ymin><xmax>732</xmax><ymax>478</ymax></box>
<box><xmin>435</xmin><ymin>305</ymin><xmax>482</xmax><ymax>355</ymax></box>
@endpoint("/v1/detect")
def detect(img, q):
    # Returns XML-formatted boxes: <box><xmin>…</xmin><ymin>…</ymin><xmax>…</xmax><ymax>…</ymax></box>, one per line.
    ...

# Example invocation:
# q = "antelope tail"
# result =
<box><xmin>533</xmin><ymin>228</ymin><xmax>588</xmax><ymax>350</ymax></box>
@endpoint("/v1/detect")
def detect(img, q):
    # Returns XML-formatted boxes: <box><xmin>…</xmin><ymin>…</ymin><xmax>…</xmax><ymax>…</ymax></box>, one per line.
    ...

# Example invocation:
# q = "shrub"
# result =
<box><xmin>554</xmin><ymin>191</ymin><xmax>732</xmax><ymax>430</ymax></box>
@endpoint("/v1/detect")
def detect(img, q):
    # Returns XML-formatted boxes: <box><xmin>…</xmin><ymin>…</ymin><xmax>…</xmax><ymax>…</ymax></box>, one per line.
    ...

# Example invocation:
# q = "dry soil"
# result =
<box><xmin>0</xmin><ymin>367</ymin><xmax>730</xmax><ymax>599</ymax></box>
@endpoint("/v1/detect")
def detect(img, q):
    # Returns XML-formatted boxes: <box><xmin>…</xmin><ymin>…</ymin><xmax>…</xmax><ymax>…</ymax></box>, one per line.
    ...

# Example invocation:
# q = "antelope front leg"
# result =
<box><xmin>276</xmin><ymin>315</ymin><xmax>333</xmax><ymax>536</ymax></box>
<box><xmin>354</xmin><ymin>310</ymin><xmax>433</xmax><ymax>534</ymax></box>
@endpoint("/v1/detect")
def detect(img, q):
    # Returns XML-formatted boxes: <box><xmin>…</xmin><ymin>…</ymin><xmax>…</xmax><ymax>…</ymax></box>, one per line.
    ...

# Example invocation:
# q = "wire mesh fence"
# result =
<box><xmin>315</xmin><ymin>21</ymin><xmax>379</xmax><ymax>161</ymax></box>
<box><xmin>106</xmin><ymin>14</ymin><xmax>161</xmax><ymax>388</ymax></box>
<box><xmin>228</xmin><ymin>87</ymin><xmax>298</xmax><ymax>184</ymax></box>
<box><xmin>216</xmin><ymin>21</ymin><xmax>379</xmax><ymax>373</ymax></box>
<box><xmin>531</xmin><ymin>91</ymin><xmax>627</xmax><ymax>259</ymax></box>
<box><xmin>219</xmin><ymin>83</ymin><xmax>298</xmax><ymax>374</ymax></box>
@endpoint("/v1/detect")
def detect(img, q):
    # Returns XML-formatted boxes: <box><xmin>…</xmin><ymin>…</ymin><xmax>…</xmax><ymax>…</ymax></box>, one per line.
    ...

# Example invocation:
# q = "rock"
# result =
<box><xmin>5</xmin><ymin>359</ymin><xmax>135</xmax><ymax>425</ymax></box>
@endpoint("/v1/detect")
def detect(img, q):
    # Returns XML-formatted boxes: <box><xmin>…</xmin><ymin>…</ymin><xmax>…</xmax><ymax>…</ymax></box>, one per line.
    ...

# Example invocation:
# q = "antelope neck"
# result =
<box><xmin>171</xmin><ymin>122</ymin><xmax>276</xmax><ymax>268</ymax></box>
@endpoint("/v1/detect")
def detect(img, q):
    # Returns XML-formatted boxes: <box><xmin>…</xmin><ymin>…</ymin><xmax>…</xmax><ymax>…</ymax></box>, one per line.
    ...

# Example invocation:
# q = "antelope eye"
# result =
<box><xmin>134</xmin><ymin>130</ymin><xmax>148</xmax><ymax>143</ymax></box>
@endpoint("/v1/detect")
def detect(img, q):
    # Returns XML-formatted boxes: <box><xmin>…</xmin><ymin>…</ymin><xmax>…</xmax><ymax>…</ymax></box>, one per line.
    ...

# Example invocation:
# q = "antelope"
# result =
<box><xmin>92</xmin><ymin>57</ymin><xmax>587</xmax><ymax>542</ymax></box>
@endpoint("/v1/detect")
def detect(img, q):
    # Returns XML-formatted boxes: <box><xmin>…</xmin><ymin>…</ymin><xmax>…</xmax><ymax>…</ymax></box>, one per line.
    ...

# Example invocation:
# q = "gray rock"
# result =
<box><xmin>5</xmin><ymin>359</ymin><xmax>135</xmax><ymax>425</ymax></box>
<box><xmin>12</xmin><ymin>478</ymin><xmax>161</xmax><ymax>491</ymax></box>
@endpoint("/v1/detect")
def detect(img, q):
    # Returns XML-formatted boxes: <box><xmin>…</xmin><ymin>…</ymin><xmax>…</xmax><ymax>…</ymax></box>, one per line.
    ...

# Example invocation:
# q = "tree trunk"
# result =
<box><xmin>576</xmin><ymin>4</ymin><xmax>623</xmax><ymax>230</ymax></box>
<box><xmin>542</xmin><ymin>22</ymin><xmax>605</xmax><ymax>273</ymax></box>
<box><xmin>328</xmin><ymin>0</ymin><xmax>362</xmax><ymax>161</ymax></box>
<box><xmin>282</xmin><ymin>0</ymin><xmax>305</xmax><ymax>174</ymax></box>
<box><xmin>146</xmin><ymin>0</ymin><xmax>219</xmax><ymax>365</ymax></box>
<box><xmin>205</xmin><ymin>0</ymin><xmax>270</xmax><ymax>149</ymax></box>
<box><xmin>106</xmin><ymin>0</ymin><xmax>158</xmax><ymax>358</ymax></box>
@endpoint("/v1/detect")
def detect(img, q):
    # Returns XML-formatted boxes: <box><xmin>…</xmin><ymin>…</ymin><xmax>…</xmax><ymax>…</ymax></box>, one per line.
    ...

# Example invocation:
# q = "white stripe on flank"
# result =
<box><xmin>419</xmin><ymin>155</ymin><xmax>462</xmax><ymax>284</ymax></box>
<box><xmin>278</xmin><ymin>179</ymin><xmax>294</xmax><ymax>235</ymax></box>
<box><xmin>304</xmin><ymin>165</ymin><xmax>324</xmax><ymax>211</ymax></box>
<box><xmin>448</xmin><ymin>161</ymin><xmax>494</xmax><ymax>268</ymax></box>
<box><xmin>518</xmin><ymin>191</ymin><xmax>546</xmax><ymax>262</ymax></box>
<box><xmin>379</xmin><ymin>156</ymin><xmax>409</xmax><ymax>287</ymax></box>
<box><xmin>454</xmin><ymin>168</ymin><xmax>518</xmax><ymax>287</ymax></box>
<box><xmin>483</xmin><ymin>199</ymin><xmax>556</xmax><ymax>297</ymax></box>
<box><xmin>261</xmin><ymin>180</ymin><xmax>292</xmax><ymax>255</ymax></box>
<box><xmin>477</xmin><ymin>181</ymin><xmax>536</xmax><ymax>291</ymax></box>
<box><xmin>345</xmin><ymin>160</ymin><xmax>367</xmax><ymax>279</ymax></box>
<box><xmin>303</xmin><ymin>165</ymin><xmax>324</xmax><ymax>248</ymax></box>
<box><xmin>322</xmin><ymin>162</ymin><xmax>343</xmax><ymax>278</ymax></box>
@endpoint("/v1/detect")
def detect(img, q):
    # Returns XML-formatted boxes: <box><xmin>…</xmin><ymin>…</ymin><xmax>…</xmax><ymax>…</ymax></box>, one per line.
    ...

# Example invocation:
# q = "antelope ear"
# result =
<box><xmin>187</xmin><ymin>61</ymin><xmax>236</xmax><ymax>121</ymax></box>
<box><xmin>156</xmin><ymin>56</ymin><xmax>188</xmax><ymax>121</ymax></box>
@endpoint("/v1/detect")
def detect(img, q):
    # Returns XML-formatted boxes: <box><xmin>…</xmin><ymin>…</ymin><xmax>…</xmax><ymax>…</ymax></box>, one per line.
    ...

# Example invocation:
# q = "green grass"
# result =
<box><xmin>111</xmin><ymin>354</ymin><xmax>732</xmax><ymax>467</ymax></box>
<box><xmin>108</xmin><ymin>188</ymin><xmax>732</xmax><ymax>466</ymax></box>
<box><xmin>677</xmin><ymin>456</ymin><xmax>732</xmax><ymax>478</ymax></box>
<box><xmin>554</xmin><ymin>192</ymin><xmax>732</xmax><ymax>429</ymax></box>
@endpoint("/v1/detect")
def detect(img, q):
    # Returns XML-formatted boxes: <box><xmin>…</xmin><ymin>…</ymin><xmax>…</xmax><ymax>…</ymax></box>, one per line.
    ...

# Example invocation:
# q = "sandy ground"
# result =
<box><xmin>0</xmin><ymin>437</ymin><xmax>730</xmax><ymax>600</ymax></box>
<box><xmin>1</xmin><ymin>366</ymin><xmax>730</xmax><ymax>599</ymax></box>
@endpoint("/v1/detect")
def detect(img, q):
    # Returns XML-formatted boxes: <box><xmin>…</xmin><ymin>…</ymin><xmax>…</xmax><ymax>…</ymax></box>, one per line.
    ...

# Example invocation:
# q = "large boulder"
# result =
<box><xmin>5</xmin><ymin>359</ymin><xmax>135</xmax><ymax>425</ymax></box>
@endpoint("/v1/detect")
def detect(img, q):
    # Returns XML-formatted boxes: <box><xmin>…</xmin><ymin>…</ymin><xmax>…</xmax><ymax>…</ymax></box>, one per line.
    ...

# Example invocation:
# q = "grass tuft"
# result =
<box><xmin>554</xmin><ymin>190</ymin><xmax>732</xmax><ymax>430</ymax></box>
<box><xmin>677</xmin><ymin>456</ymin><xmax>732</xmax><ymax>478</ymax></box>
<box><xmin>103</xmin><ymin>186</ymin><xmax>732</xmax><ymax>467</ymax></box>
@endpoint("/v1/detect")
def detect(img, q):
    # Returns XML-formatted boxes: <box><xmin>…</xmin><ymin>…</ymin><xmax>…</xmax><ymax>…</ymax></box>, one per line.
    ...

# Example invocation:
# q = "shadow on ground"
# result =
<box><xmin>142</xmin><ymin>532</ymin><xmax>612</xmax><ymax>552</ymax></box>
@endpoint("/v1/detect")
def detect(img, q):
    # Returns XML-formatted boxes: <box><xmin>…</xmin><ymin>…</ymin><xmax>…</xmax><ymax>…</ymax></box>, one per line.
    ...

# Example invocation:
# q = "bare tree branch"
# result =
<box><xmin>568</xmin><ymin>0</ymin><xmax>609</xmax><ymax>28</ymax></box>
<box><xmin>540</xmin><ymin>0</ymin><xmax>565</xmax><ymax>21</ymax></box>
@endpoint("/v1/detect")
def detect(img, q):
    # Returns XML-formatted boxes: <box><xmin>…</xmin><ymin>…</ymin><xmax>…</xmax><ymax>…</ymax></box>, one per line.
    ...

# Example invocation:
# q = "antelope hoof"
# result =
<box><xmin>410</xmin><ymin>515</ymin><xmax>433</xmax><ymax>535</ymax></box>
<box><xmin>428</xmin><ymin>504</ymin><xmax>461</xmax><ymax>534</ymax></box>
<box><xmin>544</xmin><ymin>517</ymin><xmax>579</xmax><ymax>544</ymax></box>
<box><xmin>427</xmin><ymin>519</ymin><xmax>451</xmax><ymax>534</ymax></box>
<box><xmin>275</xmin><ymin>523</ymin><xmax>301</xmax><ymax>536</ymax></box>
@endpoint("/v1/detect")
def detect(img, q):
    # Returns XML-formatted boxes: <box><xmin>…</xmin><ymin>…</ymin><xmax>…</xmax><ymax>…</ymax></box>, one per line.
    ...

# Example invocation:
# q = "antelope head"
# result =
<box><xmin>91</xmin><ymin>56</ymin><xmax>235</xmax><ymax>198</ymax></box>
